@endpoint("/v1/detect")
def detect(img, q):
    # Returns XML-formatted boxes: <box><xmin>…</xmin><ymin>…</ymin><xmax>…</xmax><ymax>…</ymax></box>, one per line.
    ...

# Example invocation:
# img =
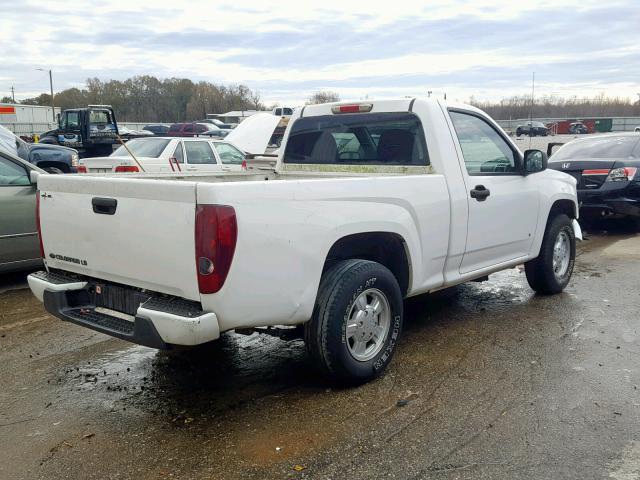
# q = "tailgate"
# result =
<box><xmin>37</xmin><ymin>174</ymin><xmax>200</xmax><ymax>301</ymax></box>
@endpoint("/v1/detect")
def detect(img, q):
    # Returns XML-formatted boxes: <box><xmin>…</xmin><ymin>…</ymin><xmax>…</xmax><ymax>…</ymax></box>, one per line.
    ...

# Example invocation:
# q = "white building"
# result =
<box><xmin>207</xmin><ymin>110</ymin><xmax>268</xmax><ymax>125</ymax></box>
<box><xmin>0</xmin><ymin>103</ymin><xmax>62</xmax><ymax>136</ymax></box>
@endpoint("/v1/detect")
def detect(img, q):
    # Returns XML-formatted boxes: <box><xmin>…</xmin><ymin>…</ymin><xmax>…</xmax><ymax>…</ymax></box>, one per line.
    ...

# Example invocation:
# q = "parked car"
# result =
<box><xmin>0</xmin><ymin>124</ymin><xmax>79</xmax><ymax>173</ymax></box>
<box><xmin>118</xmin><ymin>126</ymin><xmax>154</xmax><ymax>138</ymax></box>
<box><xmin>568</xmin><ymin>122</ymin><xmax>588</xmax><ymax>134</ymax></box>
<box><xmin>548</xmin><ymin>133</ymin><xmax>640</xmax><ymax>222</ymax></box>
<box><xmin>143</xmin><ymin>124</ymin><xmax>170</xmax><ymax>135</ymax></box>
<box><xmin>78</xmin><ymin>137</ymin><xmax>247</xmax><ymax>173</ymax></box>
<box><xmin>516</xmin><ymin>121</ymin><xmax>549</xmax><ymax>137</ymax></box>
<box><xmin>168</xmin><ymin>122</ymin><xmax>229</xmax><ymax>138</ymax></box>
<box><xmin>29</xmin><ymin>99</ymin><xmax>580</xmax><ymax>385</ymax></box>
<box><xmin>200</xmin><ymin>119</ymin><xmax>235</xmax><ymax>130</ymax></box>
<box><xmin>0</xmin><ymin>150</ymin><xmax>45</xmax><ymax>273</ymax></box>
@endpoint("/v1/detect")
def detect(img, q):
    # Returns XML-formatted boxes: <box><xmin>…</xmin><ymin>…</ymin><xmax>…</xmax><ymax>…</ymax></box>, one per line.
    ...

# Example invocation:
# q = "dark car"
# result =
<box><xmin>548</xmin><ymin>133</ymin><xmax>640</xmax><ymax>221</ymax></box>
<box><xmin>167</xmin><ymin>122</ymin><xmax>228</xmax><ymax>138</ymax></box>
<box><xmin>1</xmin><ymin>125</ymin><xmax>79</xmax><ymax>173</ymax></box>
<box><xmin>516</xmin><ymin>121</ymin><xmax>549</xmax><ymax>137</ymax></box>
<box><xmin>568</xmin><ymin>122</ymin><xmax>588</xmax><ymax>134</ymax></box>
<box><xmin>143</xmin><ymin>124</ymin><xmax>170</xmax><ymax>135</ymax></box>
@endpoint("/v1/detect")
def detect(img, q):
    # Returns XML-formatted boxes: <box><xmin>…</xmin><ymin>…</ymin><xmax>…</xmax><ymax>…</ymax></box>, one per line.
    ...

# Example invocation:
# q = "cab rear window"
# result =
<box><xmin>283</xmin><ymin>112</ymin><xmax>429</xmax><ymax>165</ymax></box>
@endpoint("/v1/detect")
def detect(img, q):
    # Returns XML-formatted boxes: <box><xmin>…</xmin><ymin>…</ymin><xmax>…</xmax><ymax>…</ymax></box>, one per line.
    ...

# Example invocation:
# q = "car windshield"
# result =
<box><xmin>553</xmin><ymin>136</ymin><xmax>640</xmax><ymax>160</ymax></box>
<box><xmin>111</xmin><ymin>138</ymin><xmax>170</xmax><ymax>158</ymax></box>
<box><xmin>283</xmin><ymin>112</ymin><xmax>428</xmax><ymax>166</ymax></box>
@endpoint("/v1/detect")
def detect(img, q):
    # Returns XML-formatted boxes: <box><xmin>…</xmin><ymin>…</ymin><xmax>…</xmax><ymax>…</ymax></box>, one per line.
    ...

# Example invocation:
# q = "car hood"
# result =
<box><xmin>30</xmin><ymin>143</ymin><xmax>77</xmax><ymax>154</ymax></box>
<box><xmin>225</xmin><ymin>113</ymin><xmax>280</xmax><ymax>154</ymax></box>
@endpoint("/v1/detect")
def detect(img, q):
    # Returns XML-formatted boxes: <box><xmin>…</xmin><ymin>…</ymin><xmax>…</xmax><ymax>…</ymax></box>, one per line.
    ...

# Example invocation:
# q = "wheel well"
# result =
<box><xmin>35</xmin><ymin>161</ymin><xmax>70</xmax><ymax>173</ymax></box>
<box><xmin>548</xmin><ymin>199</ymin><xmax>576</xmax><ymax>223</ymax></box>
<box><xmin>324</xmin><ymin>232</ymin><xmax>411</xmax><ymax>296</ymax></box>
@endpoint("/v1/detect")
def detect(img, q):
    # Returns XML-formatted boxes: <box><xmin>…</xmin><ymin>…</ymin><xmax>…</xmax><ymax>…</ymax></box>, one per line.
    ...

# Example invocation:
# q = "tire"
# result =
<box><xmin>305</xmin><ymin>259</ymin><xmax>403</xmax><ymax>384</ymax></box>
<box><xmin>44</xmin><ymin>167</ymin><xmax>65</xmax><ymax>174</ymax></box>
<box><xmin>525</xmin><ymin>214</ymin><xmax>575</xmax><ymax>294</ymax></box>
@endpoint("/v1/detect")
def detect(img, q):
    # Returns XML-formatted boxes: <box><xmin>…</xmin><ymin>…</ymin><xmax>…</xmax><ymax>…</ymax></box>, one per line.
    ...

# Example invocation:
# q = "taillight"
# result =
<box><xmin>606</xmin><ymin>167</ymin><xmax>637</xmax><ymax>182</ymax></box>
<box><xmin>331</xmin><ymin>103</ymin><xmax>373</xmax><ymax>114</ymax></box>
<box><xmin>36</xmin><ymin>193</ymin><xmax>44</xmax><ymax>258</ymax></box>
<box><xmin>115</xmin><ymin>165</ymin><xmax>139</xmax><ymax>173</ymax></box>
<box><xmin>195</xmin><ymin>205</ymin><xmax>237</xmax><ymax>294</ymax></box>
<box><xmin>77</xmin><ymin>165</ymin><xmax>87</xmax><ymax>173</ymax></box>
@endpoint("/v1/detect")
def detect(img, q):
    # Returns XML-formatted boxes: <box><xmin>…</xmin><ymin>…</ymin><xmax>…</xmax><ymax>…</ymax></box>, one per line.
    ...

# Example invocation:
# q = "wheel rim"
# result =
<box><xmin>345</xmin><ymin>288</ymin><xmax>390</xmax><ymax>362</ymax></box>
<box><xmin>552</xmin><ymin>230</ymin><xmax>571</xmax><ymax>279</ymax></box>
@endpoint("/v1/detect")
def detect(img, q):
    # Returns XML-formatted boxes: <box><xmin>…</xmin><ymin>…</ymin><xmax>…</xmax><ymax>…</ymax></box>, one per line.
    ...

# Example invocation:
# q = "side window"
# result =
<box><xmin>184</xmin><ymin>124</ymin><xmax>194</xmax><ymax>133</ymax></box>
<box><xmin>0</xmin><ymin>157</ymin><xmax>30</xmax><ymax>186</ymax></box>
<box><xmin>65</xmin><ymin>112</ymin><xmax>79</xmax><ymax>130</ymax></box>
<box><xmin>214</xmin><ymin>143</ymin><xmax>245</xmax><ymax>164</ymax></box>
<box><xmin>195</xmin><ymin>124</ymin><xmax>207</xmax><ymax>133</ymax></box>
<box><xmin>449</xmin><ymin>111</ymin><xmax>519</xmax><ymax>175</ymax></box>
<box><xmin>171</xmin><ymin>143</ymin><xmax>184</xmax><ymax>163</ymax></box>
<box><xmin>184</xmin><ymin>141</ymin><xmax>216</xmax><ymax>164</ymax></box>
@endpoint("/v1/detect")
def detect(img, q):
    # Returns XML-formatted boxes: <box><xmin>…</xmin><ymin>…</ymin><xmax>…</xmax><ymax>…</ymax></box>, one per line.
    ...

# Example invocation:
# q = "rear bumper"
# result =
<box><xmin>579</xmin><ymin>194</ymin><xmax>640</xmax><ymax>218</ymax></box>
<box><xmin>28</xmin><ymin>272</ymin><xmax>220</xmax><ymax>349</ymax></box>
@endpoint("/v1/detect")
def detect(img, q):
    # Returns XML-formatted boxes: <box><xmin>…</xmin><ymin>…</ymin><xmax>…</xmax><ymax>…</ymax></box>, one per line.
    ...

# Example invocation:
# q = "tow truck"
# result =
<box><xmin>39</xmin><ymin>105</ymin><xmax>119</xmax><ymax>158</ymax></box>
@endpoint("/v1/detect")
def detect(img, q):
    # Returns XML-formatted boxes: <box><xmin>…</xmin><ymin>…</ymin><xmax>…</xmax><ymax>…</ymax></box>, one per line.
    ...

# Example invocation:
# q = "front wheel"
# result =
<box><xmin>525</xmin><ymin>214</ymin><xmax>575</xmax><ymax>294</ymax></box>
<box><xmin>305</xmin><ymin>259</ymin><xmax>403</xmax><ymax>384</ymax></box>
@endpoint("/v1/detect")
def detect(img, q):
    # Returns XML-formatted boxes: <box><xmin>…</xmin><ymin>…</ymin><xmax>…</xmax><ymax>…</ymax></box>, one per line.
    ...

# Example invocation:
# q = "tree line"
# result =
<box><xmin>5</xmin><ymin>79</ymin><xmax>639</xmax><ymax>121</ymax></box>
<box><xmin>3</xmin><ymin>76</ymin><xmax>265</xmax><ymax>122</ymax></box>
<box><xmin>470</xmin><ymin>93</ymin><xmax>640</xmax><ymax>120</ymax></box>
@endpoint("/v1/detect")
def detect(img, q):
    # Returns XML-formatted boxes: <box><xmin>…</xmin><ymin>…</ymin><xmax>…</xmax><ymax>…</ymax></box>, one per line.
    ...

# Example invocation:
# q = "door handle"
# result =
<box><xmin>92</xmin><ymin>197</ymin><xmax>117</xmax><ymax>215</ymax></box>
<box><xmin>470</xmin><ymin>185</ymin><xmax>490</xmax><ymax>201</ymax></box>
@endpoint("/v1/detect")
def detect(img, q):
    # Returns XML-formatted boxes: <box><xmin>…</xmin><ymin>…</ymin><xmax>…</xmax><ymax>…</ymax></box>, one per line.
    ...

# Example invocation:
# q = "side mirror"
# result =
<box><xmin>30</xmin><ymin>170</ymin><xmax>40</xmax><ymax>185</ymax></box>
<box><xmin>523</xmin><ymin>149</ymin><xmax>547</xmax><ymax>175</ymax></box>
<box><xmin>546</xmin><ymin>142</ymin><xmax>565</xmax><ymax>157</ymax></box>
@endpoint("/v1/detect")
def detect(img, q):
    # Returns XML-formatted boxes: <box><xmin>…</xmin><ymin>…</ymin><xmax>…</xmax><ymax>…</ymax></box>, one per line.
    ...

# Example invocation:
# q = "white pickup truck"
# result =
<box><xmin>28</xmin><ymin>99</ymin><xmax>580</xmax><ymax>384</ymax></box>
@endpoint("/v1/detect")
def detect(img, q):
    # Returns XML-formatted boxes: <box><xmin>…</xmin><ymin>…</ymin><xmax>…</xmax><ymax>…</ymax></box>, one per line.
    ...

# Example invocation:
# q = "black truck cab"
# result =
<box><xmin>40</xmin><ymin>105</ymin><xmax>119</xmax><ymax>158</ymax></box>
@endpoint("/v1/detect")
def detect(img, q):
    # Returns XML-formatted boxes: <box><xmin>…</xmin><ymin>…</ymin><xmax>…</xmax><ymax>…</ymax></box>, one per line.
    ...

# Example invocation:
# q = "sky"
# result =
<box><xmin>2</xmin><ymin>0</ymin><xmax>639</xmax><ymax>106</ymax></box>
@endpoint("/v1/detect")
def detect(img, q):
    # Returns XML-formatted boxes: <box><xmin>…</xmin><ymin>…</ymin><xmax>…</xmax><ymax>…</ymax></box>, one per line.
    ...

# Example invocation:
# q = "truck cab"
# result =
<box><xmin>40</xmin><ymin>105</ymin><xmax>119</xmax><ymax>158</ymax></box>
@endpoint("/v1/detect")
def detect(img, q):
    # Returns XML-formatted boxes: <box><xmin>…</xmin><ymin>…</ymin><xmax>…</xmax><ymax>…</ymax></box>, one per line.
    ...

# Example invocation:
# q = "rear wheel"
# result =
<box><xmin>525</xmin><ymin>214</ymin><xmax>575</xmax><ymax>294</ymax></box>
<box><xmin>305</xmin><ymin>259</ymin><xmax>403</xmax><ymax>384</ymax></box>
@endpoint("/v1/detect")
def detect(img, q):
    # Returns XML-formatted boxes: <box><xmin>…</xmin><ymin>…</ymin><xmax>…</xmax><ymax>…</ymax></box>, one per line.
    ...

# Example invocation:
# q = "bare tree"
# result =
<box><xmin>307</xmin><ymin>90</ymin><xmax>340</xmax><ymax>105</ymax></box>
<box><xmin>471</xmin><ymin>93</ymin><xmax>640</xmax><ymax>119</ymax></box>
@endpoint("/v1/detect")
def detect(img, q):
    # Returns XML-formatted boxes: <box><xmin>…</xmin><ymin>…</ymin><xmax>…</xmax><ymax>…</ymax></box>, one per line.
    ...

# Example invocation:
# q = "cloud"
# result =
<box><xmin>2</xmin><ymin>0</ymin><xmax>639</xmax><ymax>105</ymax></box>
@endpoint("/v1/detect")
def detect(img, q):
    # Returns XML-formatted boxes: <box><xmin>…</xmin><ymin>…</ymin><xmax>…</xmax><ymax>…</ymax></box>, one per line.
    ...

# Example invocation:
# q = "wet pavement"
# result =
<box><xmin>1</xmin><ymin>226</ymin><xmax>639</xmax><ymax>480</ymax></box>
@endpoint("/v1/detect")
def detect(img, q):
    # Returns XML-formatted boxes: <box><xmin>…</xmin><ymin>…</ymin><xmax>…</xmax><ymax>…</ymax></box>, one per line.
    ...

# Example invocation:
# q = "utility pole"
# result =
<box><xmin>36</xmin><ymin>68</ymin><xmax>55</xmax><ymax>121</ymax></box>
<box><xmin>529</xmin><ymin>72</ymin><xmax>535</xmax><ymax>124</ymax></box>
<box><xmin>48</xmin><ymin>70</ymin><xmax>54</xmax><ymax>122</ymax></box>
<box><xmin>10</xmin><ymin>86</ymin><xmax>15</xmax><ymax>102</ymax></box>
